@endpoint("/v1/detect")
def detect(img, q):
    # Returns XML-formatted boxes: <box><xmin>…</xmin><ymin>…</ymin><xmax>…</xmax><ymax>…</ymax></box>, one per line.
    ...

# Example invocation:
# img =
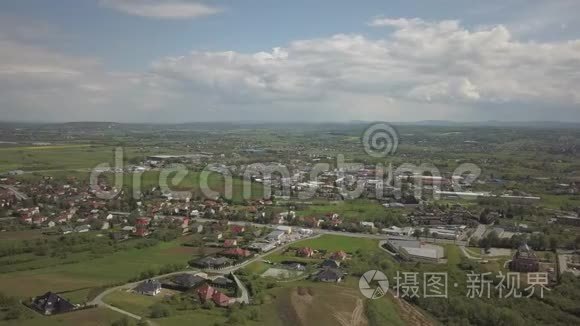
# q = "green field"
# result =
<box><xmin>104</xmin><ymin>290</ymin><xmax>161</xmax><ymax>317</ymax></box>
<box><xmin>292</xmin><ymin>234</ymin><xmax>380</xmax><ymax>253</ymax></box>
<box><xmin>0</xmin><ymin>240</ymin><xmax>193</xmax><ymax>299</ymax></box>
<box><xmin>296</xmin><ymin>199</ymin><xmax>391</xmax><ymax>221</ymax></box>
<box><xmin>0</xmin><ymin>308</ymin><xmax>124</xmax><ymax>326</ymax></box>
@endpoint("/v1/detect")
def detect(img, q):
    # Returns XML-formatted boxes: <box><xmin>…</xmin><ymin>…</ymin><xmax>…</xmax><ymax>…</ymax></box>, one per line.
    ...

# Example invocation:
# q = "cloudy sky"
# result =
<box><xmin>1</xmin><ymin>0</ymin><xmax>580</xmax><ymax>123</ymax></box>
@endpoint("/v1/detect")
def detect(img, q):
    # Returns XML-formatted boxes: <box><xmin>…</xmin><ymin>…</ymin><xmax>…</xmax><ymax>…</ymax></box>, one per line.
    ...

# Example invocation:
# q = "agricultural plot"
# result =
<box><xmin>293</xmin><ymin>235</ymin><xmax>380</xmax><ymax>253</ymax></box>
<box><xmin>0</xmin><ymin>308</ymin><xmax>124</xmax><ymax>326</ymax></box>
<box><xmin>0</xmin><ymin>240</ymin><xmax>193</xmax><ymax>298</ymax></box>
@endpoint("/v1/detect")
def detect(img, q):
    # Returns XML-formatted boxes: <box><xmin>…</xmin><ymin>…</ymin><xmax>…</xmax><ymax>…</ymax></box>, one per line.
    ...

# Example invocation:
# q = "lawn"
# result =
<box><xmin>295</xmin><ymin>199</ymin><xmax>389</xmax><ymax>221</ymax></box>
<box><xmin>104</xmin><ymin>290</ymin><xmax>161</xmax><ymax>317</ymax></box>
<box><xmin>291</xmin><ymin>234</ymin><xmax>380</xmax><ymax>253</ymax></box>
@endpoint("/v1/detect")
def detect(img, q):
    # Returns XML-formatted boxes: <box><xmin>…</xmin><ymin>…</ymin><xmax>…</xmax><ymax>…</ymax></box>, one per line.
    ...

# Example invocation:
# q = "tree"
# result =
<box><xmin>111</xmin><ymin>317</ymin><xmax>135</xmax><ymax>326</ymax></box>
<box><xmin>549</xmin><ymin>236</ymin><xmax>559</xmax><ymax>252</ymax></box>
<box><xmin>149</xmin><ymin>303</ymin><xmax>171</xmax><ymax>318</ymax></box>
<box><xmin>412</xmin><ymin>228</ymin><xmax>422</xmax><ymax>240</ymax></box>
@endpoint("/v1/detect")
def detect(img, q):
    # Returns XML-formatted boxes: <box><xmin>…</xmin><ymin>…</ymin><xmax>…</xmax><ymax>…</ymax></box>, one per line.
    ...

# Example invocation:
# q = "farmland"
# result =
<box><xmin>0</xmin><ymin>240</ymin><xmax>193</xmax><ymax>298</ymax></box>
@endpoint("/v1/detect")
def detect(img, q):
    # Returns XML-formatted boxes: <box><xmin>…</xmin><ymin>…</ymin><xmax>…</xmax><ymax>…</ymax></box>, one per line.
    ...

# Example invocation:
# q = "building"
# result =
<box><xmin>266</xmin><ymin>230</ymin><xmax>285</xmax><ymax>242</ymax></box>
<box><xmin>296</xmin><ymin>247</ymin><xmax>314</xmax><ymax>258</ymax></box>
<box><xmin>320</xmin><ymin>259</ymin><xmax>341</xmax><ymax>269</ymax></box>
<box><xmin>220</xmin><ymin>248</ymin><xmax>253</xmax><ymax>259</ymax></box>
<box><xmin>192</xmin><ymin>256</ymin><xmax>233</xmax><ymax>269</ymax></box>
<box><xmin>330</xmin><ymin>251</ymin><xmax>347</xmax><ymax>261</ymax></box>
<box><xmin>276</xmin><ymin>225</ymin><xmax>293</xmax><ymax>234</ymax></box>
<box><xmin>169</xmin><ymin>274</ymin><xmax>206</xmax><ymax>290</ymax></box>
<box><xmin>134</xmin><ymin>279</ymin><xmax>162</xmax><ymax>296</ymax></box>
<box><xmin>316</xmin><ymin>268</ymin><xmax>344</xmax><ymax>283</ymax></box>
<box><xmin>223</xmin><ymin>239</ymin><xmax>238</xmax><ymax>247</ymax></box>
<box><xmin>555</xmin><ymin>215</ymin><xmax>580</xmax><ymax>227</ymax></box>
<box><xmin>510</xmin><ymin>244</ymin><xmax>539</xmax><ymax>273</ymax></box>
<box><xmin>196</xmin><ymin>284</ymin><xmax>233</xmax><ymax>307</ymax></box>
<box><xmin>30</xmin><ymin>292</ymin><xmax>76</xmax><ymax>315</ymax></box>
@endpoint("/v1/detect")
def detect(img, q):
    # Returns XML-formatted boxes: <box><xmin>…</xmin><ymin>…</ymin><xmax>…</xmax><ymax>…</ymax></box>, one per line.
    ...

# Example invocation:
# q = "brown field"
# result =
<box><xmin>272</xmin><ymin>285</ymin><xmax>368</xmax><ymax>326</ymax></box>
<box><xmin>0</xmin><ymin>229</ymin><xmax>49</xmax><ymax>241</ymax></box>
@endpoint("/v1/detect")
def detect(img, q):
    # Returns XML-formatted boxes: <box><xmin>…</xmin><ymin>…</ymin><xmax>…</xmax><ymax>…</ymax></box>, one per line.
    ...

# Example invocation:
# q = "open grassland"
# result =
<box><xmin>104</xmin><ymin>290</ymin><xmax>161</xmax><ymax>317</ymax></box>
<box><xmin>291</xmin><ymin>234</ymin><xmax>380</xmax><ymax>253</ymax></box>
<box><xmin>0</xmin><ymin>240</ymin><xmax>192</xmax><ymax>298</ymax></box>
<box><xmin>296</xmin><ymin>200</ymin><xmax>390</xmax><ymax>221</ymax></box>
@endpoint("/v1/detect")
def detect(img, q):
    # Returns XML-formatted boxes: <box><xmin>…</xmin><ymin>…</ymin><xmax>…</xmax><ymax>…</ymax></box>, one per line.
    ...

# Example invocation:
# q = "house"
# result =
<box><xmin>192</xmin><ymin>256</ymin><xmax>233</xmax><ymax>269</ymax></box>
<box><xmin>316</xmin><ymin>268</ymin><xmax>345</xmax><ymax>283</ymax></box>
<box><xmin>74</xmin><ymin>225</ymin><xmax>90</xmax><ymax>233</ymax></box>
<box><xmin>190</xmin><ymin>223</ymin><xmax>204</xmax><ymax>234</ymax></box>
<box><xmin>223</xmin><ymin>239</ymin><xmax>238</xmax><ymax>247</ymax></box>
<box><xmin>266</xmin><ymin>230</ymin><xmax>285</xmax><ymax>242</ymax></box>
<box><xmin>170</xmin><ymin>274</ymin><xmax>206</xmax><ymax>289</ymax></box>
<box><xmin>231</xmin><ymin>225</ymin><xmax>245</xmax><ymax>234</ymax></box>
<box><xmin>281</xmin><ymin>262</ymin><xmax>306</xmax><ymax>271</ymax></box>
<box><xmin>298</xmin><ymin>228</ymin><xmax>313</xmax><ymax>236</ymax></box>
<box><xmin>220</xmin><ymin>247</ymin><xmax>252</xmax><ymax>259</ymax></box>
<box><xmin>197</xmin><ymin>283</ymin><xmax>215</xmax><ymax>302</ymax></box>
<box><xmin>320</xmin><ymin>259</ymin><xmax>341</xmax><ymax>269</ymax></box>
<box><xmin>303</xmin><ymin>217</ymin><xmax>322</xmax><ymax>228</ymax></box>
<box><xmin>248</xmin><ymin>241</ymin><xmax>276</xmax><ymax>252</ymax></box>
<box><xmin>277</xmin><ymin>225</ymin><xmax>292</xmax><ymax>234</ymax></box>
<box><xmin>360</xmin><ymin>221</ymin><xmax>375</xmax><ymax>229</ymax></box>
<box><xmin>196</xmin><ymin>284</ymin><xmax>233</xmax><ymax>307</ymax></box>
<box><xmin>510</xmin><ymin>244</ymin><xmax>539</xmax><ymax>273</ymax></box>
<box><xmin>134</xmin><ymin>279</ymin><xmax>162</xmax><ymax>296</ymax></box>
<box><xmin>210</xmin><ymin>276</ymin><xmax>235</xmax><ymax>288</ymax></box>
<box><xmin>122</xmin><ymin>225</ymin><xmax>136</xmax><ymax>233</ymax></box>
<box><xmin>30</xmin><ymin>292</ymin><xmax>76</xmax><ymax>315</ymax></box>
<box><xmin>330</xmin><ymin>251</ymin><xmax>347</xmax><ymax>261</ymax></box>
<box><xmin>212</xmin><ymin>290</ymin><xmax>233</xmax><ymax>307</ymax></box>
<box><xmin>296</xmin><ymin>247</ymin><xmax>314</xmax><ymax>258</ymax></box>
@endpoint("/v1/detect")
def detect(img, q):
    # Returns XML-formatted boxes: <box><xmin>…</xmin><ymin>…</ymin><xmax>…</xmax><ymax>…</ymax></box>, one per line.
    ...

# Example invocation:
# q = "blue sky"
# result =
<box><xmin>1</xmin><ymin>0</ymin><xmax>579</xmax><ymax>122</ymax></box>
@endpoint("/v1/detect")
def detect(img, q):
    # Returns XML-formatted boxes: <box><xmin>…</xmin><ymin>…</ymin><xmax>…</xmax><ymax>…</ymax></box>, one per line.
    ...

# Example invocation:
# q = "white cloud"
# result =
<box><xmin>2</xmin><ymin>16</ymin><xmax>580</xmax><ymax>122</ymax></box>
<box><xmin>99</xmin><ymin>0</ymin><xmax>221</xmax><ymax>19</ymax></box>
<box><xmin>151</xmin><ymin>18</ymin><xmax>580</xmax><ymax>107</ymax></box>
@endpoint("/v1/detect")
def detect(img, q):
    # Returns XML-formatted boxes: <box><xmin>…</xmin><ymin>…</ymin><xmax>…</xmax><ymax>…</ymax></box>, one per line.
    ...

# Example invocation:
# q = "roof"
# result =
<box><xmin>171</xmin><ymin>274</ymin><xmax>206</xmax><ymax>288</ymax></box>
<box><xmin>222</xmin><ymin>248</ymin><xmax>251</xmax><ymax>257</ymax></box>
<box><xmin>197</xmin><ymin>284</ymin><xmax>215</xmax><ymax>301</ymax></box>
<box><xmin>212</xmin><ymin>291</ymin><xmax>231</xmax><ymax>306</ymax></box>
<box><xmin>317</xmin><ymin>268</ymin><xmax>345</xmax><ymax>281</ymax></box>
<box><xmin>211</xmin><ymin>276</ymin><xmax>234</xmax><ymax>286</ymax></box>
<box><xmin>134</xmin><ymin>279</ymin><xmax>161</xmax><ymax>293</ymax></box>
<box><xmin>320</xmin><ymin>259</ymin><xmax>340</xmax><ymax>268</ymax></box>
<box><xmin>32</xmin><ymin>292</ymin><xmax>75</xmax><ymax>314</ymax></box>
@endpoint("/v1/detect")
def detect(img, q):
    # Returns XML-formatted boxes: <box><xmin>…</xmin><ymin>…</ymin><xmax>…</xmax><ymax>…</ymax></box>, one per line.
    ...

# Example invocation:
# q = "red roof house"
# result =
<box><xmin>296</xmin><ymin>247</ymin><xmax>314</xmax><ymax>258</ymax></box>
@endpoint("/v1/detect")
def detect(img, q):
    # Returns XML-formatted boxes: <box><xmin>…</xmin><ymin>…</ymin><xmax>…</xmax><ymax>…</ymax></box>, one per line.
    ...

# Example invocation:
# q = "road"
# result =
<box><xmin>89</xmin><ymin>234</ymin><xmax>316</xmax><ymax>321</ymax></box>
<box><xmin>231</xmin><ymin>273</ymin><xmax>249</xmax><ymax>304</ymax></box>
<box><xmin>88</xmin><ymin>270</ymin><xmax>201</xmax><ymax>325</ymax></box>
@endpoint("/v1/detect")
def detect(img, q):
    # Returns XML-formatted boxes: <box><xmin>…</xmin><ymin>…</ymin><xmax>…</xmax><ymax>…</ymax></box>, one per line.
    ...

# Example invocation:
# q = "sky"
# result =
<box><xmin>1</xmin><ymin>0</ymin><xmax>580</xmax><ymax>123</ymax></box>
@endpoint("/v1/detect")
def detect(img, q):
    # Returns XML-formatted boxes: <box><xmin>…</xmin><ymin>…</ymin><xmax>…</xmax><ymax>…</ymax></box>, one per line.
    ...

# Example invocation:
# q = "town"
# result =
<box><xmin>0</xmin><ymin>122</ymin><xmax>579</xmax><ymax>326</ymax></box>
